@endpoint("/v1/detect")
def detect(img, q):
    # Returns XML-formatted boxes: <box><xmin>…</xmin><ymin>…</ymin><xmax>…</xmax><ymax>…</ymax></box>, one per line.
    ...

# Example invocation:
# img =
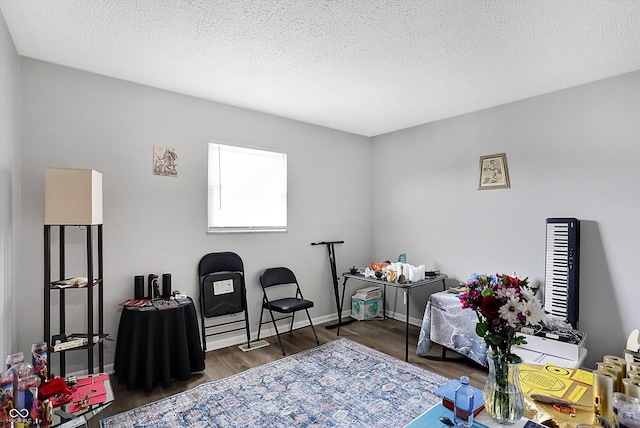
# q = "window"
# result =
<box><xmin>208</xmin><ymin>142</ymin><xmax>287</xmax><ymax>233</ymax></box>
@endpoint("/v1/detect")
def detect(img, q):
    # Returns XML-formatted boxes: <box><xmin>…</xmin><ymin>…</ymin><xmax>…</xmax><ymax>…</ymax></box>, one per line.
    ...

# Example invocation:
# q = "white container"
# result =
<box><xmin>517</xmin><ymin>330</ymin><xmax>586</xmax><ymax>361</ymax></box>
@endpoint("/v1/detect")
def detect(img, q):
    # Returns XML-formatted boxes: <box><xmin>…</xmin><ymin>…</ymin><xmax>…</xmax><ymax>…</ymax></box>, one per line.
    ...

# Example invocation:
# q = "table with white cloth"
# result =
<box><xmin>417</xmin><ymin>290</ymin><xmax>487</xmax><ymax>365</ymax></box>
<box><xmin>417</xmin><ymin>291</ymin><xmax>588</xmax><ymax>368</ymax></box>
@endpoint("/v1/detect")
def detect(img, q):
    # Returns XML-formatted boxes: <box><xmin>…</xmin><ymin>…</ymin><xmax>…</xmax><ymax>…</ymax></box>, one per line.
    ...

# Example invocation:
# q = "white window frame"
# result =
<box><xmin>207</xmin><ymin>141</ymin><xmax>287</xmax><ymax>233</ymax></box>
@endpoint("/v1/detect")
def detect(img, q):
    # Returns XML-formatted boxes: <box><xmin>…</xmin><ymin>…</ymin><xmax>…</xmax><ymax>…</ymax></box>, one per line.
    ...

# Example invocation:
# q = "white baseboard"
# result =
<box><xmin>71</xmin><ymin>309</ymin><xmax>426</xmax><ymax>377</ymax></box>
<box><xmin>383</xmin><ymin>310</ymin><xmax>424</xmax><ymax>328</ymax></box>
<box><xmin>205</xmin><ymin>312</ymin><xmax>338</xmax><ymax>351</ymax></box>
<box><xmin>204</xmin><ymin>309</ymin><xmax>424</xmax><ymax>352</ymax></box>
<box><xmin>61</xmin><ymin>309</ymin><xmax>425</xmax><ymax>378</ymax></box>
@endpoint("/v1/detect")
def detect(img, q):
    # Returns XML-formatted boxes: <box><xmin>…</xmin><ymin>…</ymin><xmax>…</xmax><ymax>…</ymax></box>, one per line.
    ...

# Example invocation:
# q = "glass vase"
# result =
<box><xmin>483</xmin><ymin>351</ymin><xmax>525</xmax><ymax>425</ymax></box>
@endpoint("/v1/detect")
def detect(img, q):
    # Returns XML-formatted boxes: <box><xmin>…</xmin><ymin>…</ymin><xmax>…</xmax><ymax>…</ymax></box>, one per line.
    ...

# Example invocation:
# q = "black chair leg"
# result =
<box><xmin>305</xmin><ymin>309</ymin><xmax>320</xmax><ymax>344</ymax></box>
<box><xmin>200</xmin><ymin>299</ymin><xmax>207</xmax><ymax>353</ymax></box>
<box><xmin>268</xmin><ymin>307</ymin><xmax>286</xmax><ymax>356</ymax></box>
<box><xmin>244</xmin><ymin>307</ymin><xmax>251</xmax><ymax>349</ymax></box>
<box><xmin>201</xmin><ymin>321</ymin><xmax>207</xmax><ymax>353</ymax></box>
<box><xmin>289</xmin><ymin>312</ymin><xmax>295</xmax><ymax>333</ymax></box>
<box><xmin>257</xmin><ymin>308</ymin><xmax>264</xmax><ymax>341</ymax></box>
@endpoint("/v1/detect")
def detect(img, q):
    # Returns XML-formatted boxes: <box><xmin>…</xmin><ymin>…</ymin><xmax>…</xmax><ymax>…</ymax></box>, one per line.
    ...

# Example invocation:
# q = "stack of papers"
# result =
<box><xmin>353</xmin><ymin>286</ymin><xmax>382</xmax><ymax>300</ymax></box>
<box><xmin>53</xmin><ymin>276</ymin><xmax>88</xmax><ymax>288</ymax></box>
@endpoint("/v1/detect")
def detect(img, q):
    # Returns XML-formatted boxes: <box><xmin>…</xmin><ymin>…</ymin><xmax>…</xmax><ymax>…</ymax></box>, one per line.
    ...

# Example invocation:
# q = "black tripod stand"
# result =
<box><xmin>311</xmin><ymin>240</ymin><xmax>355</xmax><ymax>333</ymax></box>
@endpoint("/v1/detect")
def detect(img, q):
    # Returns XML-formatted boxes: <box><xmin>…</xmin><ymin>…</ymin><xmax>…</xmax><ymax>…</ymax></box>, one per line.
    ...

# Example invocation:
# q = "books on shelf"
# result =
<box><xmin>68</xmin><ymin>333</ymin><xmax>103</xmax><ymax>344</ymax></box>
<box><xmin>51</xmin><ymin>333</ymin><xmax>105</xmax><ymax>351</ymax></box>
<box><xmin>53</xmin><ymin>338</ymin><xmax>86</xmax><ymax>352</ymax></box>
<box><xmin>51</xmin><ymin>276</ymin><xmax>89</xmax><ymax>288</ymax></box>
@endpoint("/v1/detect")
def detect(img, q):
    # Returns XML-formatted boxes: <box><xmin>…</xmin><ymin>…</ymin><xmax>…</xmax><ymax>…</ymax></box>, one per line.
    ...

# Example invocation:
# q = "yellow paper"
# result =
<box><xmin>567</xmin><ymin>384</ymin><xmax>588</xmax><ymax>403</ymax></box>
<box><xmin>519</xmin><ymin>365</ymin><xmax>572</xmax><ymax>398</ymax></box>
<box><xmin>572</xmin><ymin>369</ymin><xmax>594</xmax><ymax>386</ymax></box>
<box><xmin>543</xmin><ymin>364</ymin><xmax>574</xmax><ymax>379</ymax></box>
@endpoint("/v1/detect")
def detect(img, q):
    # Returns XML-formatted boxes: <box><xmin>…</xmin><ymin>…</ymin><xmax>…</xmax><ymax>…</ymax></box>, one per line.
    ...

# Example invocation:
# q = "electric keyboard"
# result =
<box><xmin>544</xmin><ymin>218</ymin><xmax>580</xmax><ymax>328</ymax></box>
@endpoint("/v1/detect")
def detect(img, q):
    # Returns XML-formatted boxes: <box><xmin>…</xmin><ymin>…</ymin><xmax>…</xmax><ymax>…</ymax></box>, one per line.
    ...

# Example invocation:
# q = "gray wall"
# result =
<box><xmin>0</xmin><ymin>9</ymin><xmax>19</xmax><ymax>360</ymax></box>
<box><xmin>371</xmin><ymin>70</ymin><xmax>640</xmax><ymax>368</ymax></box>
<box><xmin>18</xmin><ymin>59</ymin><xmax>372</xmax><ymax>373</ymax></box>
<box><xmin>12</xmin><ymin>47</ymin><xmax>640</xmax><ymax>371</ymax></box>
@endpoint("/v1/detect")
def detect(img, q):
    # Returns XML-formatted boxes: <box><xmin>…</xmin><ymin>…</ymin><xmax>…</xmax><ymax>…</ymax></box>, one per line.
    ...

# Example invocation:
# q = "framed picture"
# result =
<box><xmin>153</xmin><ymin>146</ymin><xmax>178</xmax><ymax>177</ymax></box>
<box><xmin>478</xmin><ymin>153</ymin><xmax>510</xmax><ymax>190</ymax></box>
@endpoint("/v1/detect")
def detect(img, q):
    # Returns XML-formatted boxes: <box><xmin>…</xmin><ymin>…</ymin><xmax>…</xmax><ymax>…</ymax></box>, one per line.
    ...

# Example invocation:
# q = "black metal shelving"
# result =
<box><xmin>44</xmin><ymin>224</ymin><xmax>105</xmax><ymax>377</ymax></box>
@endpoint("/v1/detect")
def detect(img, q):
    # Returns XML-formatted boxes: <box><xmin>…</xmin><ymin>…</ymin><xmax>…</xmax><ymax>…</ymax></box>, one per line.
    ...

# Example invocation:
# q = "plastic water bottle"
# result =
<box><xmin>454</xmin><ymin>376</ymin><xmax>474</xmax><ymax>428</ymax></box>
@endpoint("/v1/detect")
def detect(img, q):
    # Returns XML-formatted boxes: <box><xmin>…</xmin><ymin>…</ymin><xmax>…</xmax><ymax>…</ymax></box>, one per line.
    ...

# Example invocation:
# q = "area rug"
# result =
<box><xmin>100</xmin><ymin>338</ymin><xmax>449</xmax><ymax>427</ymax></box>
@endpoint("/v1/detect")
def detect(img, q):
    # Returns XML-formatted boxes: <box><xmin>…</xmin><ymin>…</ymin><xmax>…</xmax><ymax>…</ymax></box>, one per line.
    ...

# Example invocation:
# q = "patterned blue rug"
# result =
<box><xmin>100</xmin><ymin>338</ymin><xmax>449</xmax><ymax>427</ymax></box>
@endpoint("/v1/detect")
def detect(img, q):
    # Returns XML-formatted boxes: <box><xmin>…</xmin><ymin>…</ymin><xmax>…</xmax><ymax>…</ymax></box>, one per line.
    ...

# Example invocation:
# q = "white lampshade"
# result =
<box><xmin>45</xmin><ymin>168</ymin><xmax>103</xmax><ymax>225</ymax></box>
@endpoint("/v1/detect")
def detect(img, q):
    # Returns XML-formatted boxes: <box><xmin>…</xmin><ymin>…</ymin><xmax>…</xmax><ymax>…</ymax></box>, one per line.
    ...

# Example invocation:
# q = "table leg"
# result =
<box><xmin>337</xmin><ymin>277</ymin><xmax>348</xmax><ymax>335</ymax></box>
<box><xmin>405</xmin><ymin>289</ymin><xmax>410</xmax><ymax>362</ymax></box>
<box><xmin>383</xmin><ymin>283</ymin><xmax>387</xmax><ymax>320</ymax></box>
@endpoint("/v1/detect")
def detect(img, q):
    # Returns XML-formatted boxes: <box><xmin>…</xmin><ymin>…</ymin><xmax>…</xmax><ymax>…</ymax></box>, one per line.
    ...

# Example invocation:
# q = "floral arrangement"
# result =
<box><xmin>459</xmin><ymin>273</ymin><xmax>546</xmax><ymax>356</ymax></box>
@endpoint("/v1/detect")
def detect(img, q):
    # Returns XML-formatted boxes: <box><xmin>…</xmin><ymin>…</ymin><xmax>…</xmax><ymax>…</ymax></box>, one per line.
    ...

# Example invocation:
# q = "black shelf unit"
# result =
<box><xmin>44</xmin><ymin>224</ymin><xmax>105</xmax><ymax>377</ymax></box>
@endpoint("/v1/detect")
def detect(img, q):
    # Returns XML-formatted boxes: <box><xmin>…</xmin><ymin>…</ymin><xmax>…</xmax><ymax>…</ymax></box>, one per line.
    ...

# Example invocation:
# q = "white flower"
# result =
<box><xmin>496</xmin><ymin>287</ymin><xmax>517</xmax><ymax>300</ymax></box>
<box><xmin>520</xmin><ymin>286</ymin><xmax>535</xmax><ymax>302</ymax></box>
<box><xmin>498</xmin><ymin>297</ymin><xmax>520</xmax><ymax>327</ymax></box>
<box><xmin>519</xmin><ymin>299</ymin><xmax>545</xmax><ymax>326</ymax></box>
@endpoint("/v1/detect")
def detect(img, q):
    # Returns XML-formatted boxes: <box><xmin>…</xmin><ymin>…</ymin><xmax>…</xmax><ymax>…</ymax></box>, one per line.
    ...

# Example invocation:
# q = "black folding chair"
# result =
<box><xmin>257</xmin><ymin>267</ymin><xmax>319</xmax><ymax>356</ymax></box>
<box><xmin>198</xmin><ymin>252</ymin><xmax>250</xmax><ymax>353</ymax></box>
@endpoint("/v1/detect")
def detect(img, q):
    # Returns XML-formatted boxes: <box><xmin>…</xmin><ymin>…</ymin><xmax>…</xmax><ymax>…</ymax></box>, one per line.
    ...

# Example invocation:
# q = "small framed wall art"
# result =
<box><xmin>478</xmin><ymin>153</ymin><xmax>510</xmax><ymax>190</ymax></box>
<box><xmin>153</xmin><ymin>146</ymin><xmax>178</xmax><ymax>177</ymax></box>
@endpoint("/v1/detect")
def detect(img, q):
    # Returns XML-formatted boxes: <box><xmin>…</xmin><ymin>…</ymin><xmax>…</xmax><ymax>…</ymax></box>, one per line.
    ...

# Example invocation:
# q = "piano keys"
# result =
<box><xmin>544</xmin><ymin>218</ymin><xmax>580</xmax><ymax>328</ymax></box>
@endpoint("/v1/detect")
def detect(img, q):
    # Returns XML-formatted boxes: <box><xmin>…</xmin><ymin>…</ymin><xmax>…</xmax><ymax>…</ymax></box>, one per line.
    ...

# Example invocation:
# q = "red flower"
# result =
<box><xmin>480</xmin><ymin>296</ymin><xmax>501</xmax><ymax>319</ymax></box>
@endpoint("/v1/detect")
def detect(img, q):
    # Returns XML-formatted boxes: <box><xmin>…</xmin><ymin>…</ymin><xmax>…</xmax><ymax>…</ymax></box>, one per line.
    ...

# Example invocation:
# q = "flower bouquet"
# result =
<box><xmin>459</xmin><ymin>273</ymin><xmax>546</xmax><ymax>424</ymax></box>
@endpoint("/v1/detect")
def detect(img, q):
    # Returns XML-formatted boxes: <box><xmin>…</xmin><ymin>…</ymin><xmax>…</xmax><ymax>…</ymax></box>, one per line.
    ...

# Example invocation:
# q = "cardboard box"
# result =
<box><xmin>351</xmin><ymin>296</ymin><xmax>383</xmax><ymax>320</ymax></box>
<box><xmin>517</xmin><ymin>330</ymin><xmax>587</xmax><ymax>361</ymax></box>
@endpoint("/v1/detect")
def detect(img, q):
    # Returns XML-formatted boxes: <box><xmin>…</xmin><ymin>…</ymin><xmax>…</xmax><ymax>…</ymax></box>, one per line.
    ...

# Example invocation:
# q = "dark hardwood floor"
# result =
<box><xmin>89</xmin><ymin>318</ymin><xmax>488</xmax><ymax>426</ymax></box>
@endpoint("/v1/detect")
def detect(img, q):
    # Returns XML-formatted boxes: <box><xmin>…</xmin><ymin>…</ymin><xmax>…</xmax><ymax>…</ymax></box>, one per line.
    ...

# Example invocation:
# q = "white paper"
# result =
<box><xmin>213</xmin><ymin>279</ymin><xmax>234</xmax><ymax>295</ymax></box>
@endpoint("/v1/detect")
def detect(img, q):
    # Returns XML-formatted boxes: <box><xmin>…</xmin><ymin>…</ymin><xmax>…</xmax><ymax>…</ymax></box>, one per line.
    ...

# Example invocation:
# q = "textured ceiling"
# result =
<box><xmin>1</xmin><ymin>0</ymin><xmax>639</xmax><ymax>137</ymax></box>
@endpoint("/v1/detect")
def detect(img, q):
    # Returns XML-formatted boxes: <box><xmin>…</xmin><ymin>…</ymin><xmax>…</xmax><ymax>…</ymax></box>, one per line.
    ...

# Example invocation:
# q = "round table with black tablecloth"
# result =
<box><xmin>114</xmin><ymin>298</ymin><xmax>205</xmax><ymax>391</ymax></box>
